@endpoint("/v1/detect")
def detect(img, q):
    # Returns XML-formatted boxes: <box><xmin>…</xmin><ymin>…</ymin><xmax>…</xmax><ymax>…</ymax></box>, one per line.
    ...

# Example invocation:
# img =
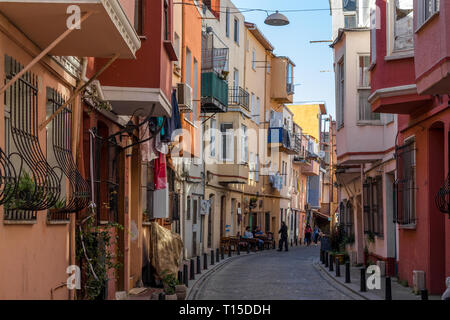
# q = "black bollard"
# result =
<box><xmin>320</xmin><ymin>250</ymin><xmax>324</xmax><ymax>263</ymax></box>
<box><xmin>336</xmin><ymin>259</ymin><xmax>341</xmax><ymax>277</ymax></box>
<box><xmin>183</xmin><ymin>264</ymin><xmax>189</xmax><ymax>287</ymax></box>
<box><xmin>228</xmin><ymin>245</ymin><xmax>232</xmax><ymax>257</ymax></box>
<box><xmin>203</xmin><ymin>253</ymin><xmax>208</xmax><ymax>270</ymax></box>
<box><xmin>253</xmin><ymin>242</ymin><xmax>257</xmax><ymax>252</ymax></box>
<box><xmin>247</xmin><ymin>243</ymin><xmax>250</xmax><ymax>254</ymax></box>
<box><xmin>295</xmin><ymin>238</ymin><xmax>298</xmax><ymax>246</ymax></box>
<box><xmin>345</xmin><ymin>261</ymin><xmax>351</xmax><ymax>283</ymax></box>
<box><xmin>272</xmin><ymin>240</ymin><xmax>276</xmax><ymax>249</ymax></box>
<box><xmin>291</xmin><ymin>239</ymin><xmax>293</xmax><ymax>247</ymax></box>
<box><xmin>385</xmin><ymin>277</ymin><xmax>392</xmax><ymax>300</ymax></box>
<box><xmin>190</xmin><ymin>259</ymin><xmax>195</xmax><ymax>280</ymax></box>
<box><xmin>421</xmin><ymin>289</ymin><xmax>428</xmax><ymax>300</ymax></box>
<box><xmin>216</xmin><ymin>248</ymin><xmax>220</xmax><ymax>262</ymax></box>
<box><xmin>329</xmin><ymin>254</ymin><xmax>334</xmax><ymax>272</ymax></box>
<box><xmin>325</xmin><ymin>252</ymin><xmax>329</xmax><ymax>267</ymax></box>
<box><xmin>196</xmin><ymin>256</ymin><xmax>201</xmax><ymax>275</ymax></box>
<box><xmin>360</xmin><ymin>267</ymin><xmax>366</xmax><ymax>292</ymax></box>
<box><xmin>211</xmin><ymin>250</ymin><xmax>215</xmax><ymax>265</ymax></box>
<box><xmin>221</xmin><ymin>247</ymin><xmax>224</xmax><ymax>260</ymax></box>
<box><xmin>158</xmin><ymin>292</ymin><xmax>165</xmax><ymax>300</ymax></box>
<box><xmin>178</xmin><ymin>271</ymin><xmax>183</xmax><ymax>283</ymax></box>
<box><xmin>237</xmin><ymin>243</ymin><xmax>240</xmax><ymax>255</ymax></box>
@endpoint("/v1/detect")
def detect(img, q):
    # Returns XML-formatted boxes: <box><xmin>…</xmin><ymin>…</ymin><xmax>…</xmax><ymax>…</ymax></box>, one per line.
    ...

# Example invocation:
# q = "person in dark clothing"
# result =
<box><xmin>278</xmin><ymin>221</ymin><xmax>288</xmax><ymax>251</ymax></box>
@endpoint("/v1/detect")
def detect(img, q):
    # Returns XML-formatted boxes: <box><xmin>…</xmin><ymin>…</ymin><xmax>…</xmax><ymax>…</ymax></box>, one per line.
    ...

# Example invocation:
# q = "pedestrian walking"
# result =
<box><xmin>313</xmin><ymin>226</ymin><xmax>320</xmax><ymax>245</ymax></box>
<box><xmin>305</xmin><ymin>224</ymin><xmax>312</xmax><ymax>246</ymax></box>
<box><xmin>278</xmin><ymin>221</ymin><xmax>288</xmax><ymax>252</ymax></box>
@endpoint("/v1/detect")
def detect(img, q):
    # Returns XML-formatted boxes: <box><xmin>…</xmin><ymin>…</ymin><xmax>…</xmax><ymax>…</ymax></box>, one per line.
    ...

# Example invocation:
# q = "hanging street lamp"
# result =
<box><xmin>264</xmin><ymin>11</ymin><xmax>290</xmax><ymax>26</ymax></box>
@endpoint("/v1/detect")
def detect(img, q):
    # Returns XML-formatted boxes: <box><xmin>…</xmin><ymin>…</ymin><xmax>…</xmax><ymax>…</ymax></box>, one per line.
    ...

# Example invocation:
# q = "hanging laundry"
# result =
<box><xmin>154</xmin><ymin>152</ymin><xmax>167</xmax><ymax>190</ymax></box>
<box><xmin>161</xmin><ymin>89</ymin><xmax>182</xmax><ymax>143</ymax></box>
<box><xmin>140</xmin><ymin>117</ymin><xmax>159</xmax><ymax>162</ymax></box>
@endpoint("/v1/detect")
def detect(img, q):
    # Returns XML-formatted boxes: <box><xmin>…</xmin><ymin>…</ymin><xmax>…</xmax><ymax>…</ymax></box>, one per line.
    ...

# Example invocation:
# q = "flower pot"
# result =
<box><xmin>165</xmin><ymin>294</ymin><xmax>178</xmax><ymax>300</ymax></box>
<box><xmin>175</xmin><ymin>285</ymin><xmax>187</xmax><ymax>300</ymax></box>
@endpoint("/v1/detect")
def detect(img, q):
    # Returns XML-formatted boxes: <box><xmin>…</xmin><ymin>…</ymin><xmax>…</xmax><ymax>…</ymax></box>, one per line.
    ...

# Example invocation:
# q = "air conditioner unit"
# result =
<box><xmin>177</xmin><ymin>83</ymin><xmax>193</xmax><ymax>113</ymax></box>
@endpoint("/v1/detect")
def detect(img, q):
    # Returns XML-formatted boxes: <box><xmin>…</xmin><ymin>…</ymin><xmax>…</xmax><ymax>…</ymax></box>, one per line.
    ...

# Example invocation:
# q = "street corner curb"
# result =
<box><xmin>313</xmin><ymin>261</ymin><xmax>374</xmax><ymax>301</ymax></box>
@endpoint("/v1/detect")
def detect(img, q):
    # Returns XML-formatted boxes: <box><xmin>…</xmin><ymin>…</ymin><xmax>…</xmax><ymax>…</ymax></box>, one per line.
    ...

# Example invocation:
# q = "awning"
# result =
<box><xmin>312</xmin><ymin>209</ymin><xmax>330</xmax><ymax>220</ymax></box>
<box><xmin>0</xmin><ymin>0</ymin><xmax>140</xmax><ymax>59</ymax></box>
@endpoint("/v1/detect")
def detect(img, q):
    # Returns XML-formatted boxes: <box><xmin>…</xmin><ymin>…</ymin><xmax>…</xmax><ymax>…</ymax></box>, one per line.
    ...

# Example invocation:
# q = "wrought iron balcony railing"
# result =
<box><xmin>229</xmin><ymin>86</ymin><xmax>249</xmax><ymax>111</ymax></box>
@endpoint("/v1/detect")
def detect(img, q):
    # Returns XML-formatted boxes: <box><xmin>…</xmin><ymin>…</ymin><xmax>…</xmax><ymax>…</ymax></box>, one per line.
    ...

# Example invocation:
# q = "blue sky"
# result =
<box><xmin>232</xmin><ymin>0</ymin><xmax>336</xmax><ymax>118</ymax></box>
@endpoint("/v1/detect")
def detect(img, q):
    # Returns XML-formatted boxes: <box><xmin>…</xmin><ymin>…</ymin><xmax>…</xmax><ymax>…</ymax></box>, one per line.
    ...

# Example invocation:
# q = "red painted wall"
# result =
<box><xmin>94</xmin><ymin>0</ymin><xmax>173</xmax><ymax>102</ymax></box>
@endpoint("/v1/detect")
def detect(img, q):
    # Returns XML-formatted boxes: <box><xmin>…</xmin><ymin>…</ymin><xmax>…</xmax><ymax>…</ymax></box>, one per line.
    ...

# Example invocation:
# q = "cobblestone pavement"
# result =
<box><xmin>192</xmin><ymin>245</ymin><xmax>356</xmax><ymax>300</ymax></box>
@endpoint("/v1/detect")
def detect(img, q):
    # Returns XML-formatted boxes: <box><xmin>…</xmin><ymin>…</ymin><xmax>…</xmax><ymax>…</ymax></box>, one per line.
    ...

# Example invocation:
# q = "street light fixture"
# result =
<box><xmin>264</xmin><ymin>11</ymin><xmax>290</xmax><ymax>26</ymax></box>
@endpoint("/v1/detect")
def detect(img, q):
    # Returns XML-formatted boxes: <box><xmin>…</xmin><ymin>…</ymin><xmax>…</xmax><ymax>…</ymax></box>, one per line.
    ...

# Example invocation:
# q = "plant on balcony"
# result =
<box><xmin>83</xmin><ymin>85</ymin><xmax>112</xmax><ymax>113</ymax></box>
<box><xmin>76</xmin><ymin>213</ymin><xmax>124</xmax><ymax>300</ymax></box>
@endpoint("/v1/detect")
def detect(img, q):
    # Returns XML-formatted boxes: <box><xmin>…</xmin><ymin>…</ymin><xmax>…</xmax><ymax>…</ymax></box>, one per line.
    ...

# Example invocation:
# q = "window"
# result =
<box><xmin>395</xmin><ymin>137</ymin><xmax>416</xmax><ymax>225</ymax></box>
<box><xmin>363</xmin><ymin>177</ymin><xmax>384</xmax><ymax>236</ymax></box>
<box><xmin>185</xmin><ymin>48</ymin><xmax>192</xmax><ymax>121</ymax></box>
<box><xmin>337</xmin><ymin>59</ymin><xmax>345</xmax><ymax>128</ymax></box>
<box><xmin>255</xmin><ymin>155</ymin><xmax>259</xmax><ymax>182</ymax></box>
<box><xmin>186</xmin><ymin>196</ymin><xmax>191</xmax><ymax>220</ymax></box>
<box><xmin>343</xmin><ymin>0</ymin><xmax>357</xmax><ymax>29</ymax></box>
<box><xmin>163</xmin><ymin>0</ymin><xmax>169</xmax><ymax>41</ymax></box>
<box><xmin>252</xmin><ymin>49</ymin><xmax>256</xmax><ymax>70</ymax></box>
<box><xmin>345</xmin><ymin>14</ymin><xmax>357</xmax><ymax>28</ymax></box>
<box><xmin>418</xmin><ymin>0</ymin><xmax>440</xmax><ymax>27</ymax></box>
<box><xmin>193</xmin><ymin>198</ymin><xmax>198</xmax><ymax>224</ymax></box>
<box><xmin>255</xmin><ymin>97</ymin><xmax>260</xmax><ymax>124</ymax></box>
<box><xmin>134</xmin><ymin>0</ymin><xmax>144</xmax><ymax>35</ymax></box>
<box><xmin>193</xmin><ymin>58</ymin><xmax>198</xmax><ymax>122</ymax></box>
<box><xmin>241</xmin><ymin>125</ymin><xmax>248</xmax><ymax>163</ymax></box>
<box><xmin>286</xmin><ymin>63</ymin><xmax>294</xmax><ymax>93</ymax></box>
<box><xmin>250</xmin><ymin>93</ymin><xmax>255</xmax><ymax>118</ymax></box>
<box><xmin>249</xmin><ymin>152</ymin><xmax>254</xmax><ymax>180</ymax></box>
<box><xmin>174</xmin><ymin>33</ymin><xmax>180</xmax><ymax>65</ymax></box>
<box><xmin>388</xmin><ymin>0</ymin><xmax>414</xmax><ymax>54</ymax></box>
<box><xmin>370</xmin><ymin>4</ymin><xmax>377</xmax><ymax>65</ymax></box>
<box><xmin>234</xmin><ymin>18</ymin><xmax>239</xmax><ymax>44</ymax></box>
<box><xmin>358</xmin><ymin>55</ymin><xmax>370</xmax><ymax>87</ymax></box>
<box><xmin>220</xmin><ymin>123</ymin><xmax>234</xmax><ymax>162</ymax></box>
<box><xmin>357</xmin><ymin>0</ymin><xmax>370</xmax><ymax>27</ymax></box>
<box><xmin>210</xmin><ymin>119</ymin><xmax>216</xmax><ymax>157</ymax></box>
<box><xmin>359</xmin><ymin>88</ymin><xmax>380</xmax><ymax>121</ymax></box>
<box><xmin>226</xmin><ymin>8</ymin><xmax>230</xmax><ymax>37</ymax></box>
<box><xmin>233</xmin><ymin>68</ymin><xmax>239</xmax><ymax>89</ymax></box>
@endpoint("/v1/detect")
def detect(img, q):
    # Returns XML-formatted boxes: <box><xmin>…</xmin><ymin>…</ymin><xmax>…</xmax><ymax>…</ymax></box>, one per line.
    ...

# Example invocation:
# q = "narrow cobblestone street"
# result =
<box><xmin>191</xmin><ymin>246</ymin><xmax>355</xmax><ymax>300</ymax></box>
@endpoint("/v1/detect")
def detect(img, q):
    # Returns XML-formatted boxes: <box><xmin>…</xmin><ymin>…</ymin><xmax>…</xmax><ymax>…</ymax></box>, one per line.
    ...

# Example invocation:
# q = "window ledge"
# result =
<box><xmin>3</xmin><ymin>220</ymin><xmax>36</xmax><ymax>225</ymax></box>
<box><xmin>385</xmin><ymin>51</ymin><xmax>414</xmax><ymax>61</ymax></box>
<box><xmin>399</xmin><ymin>223</ymin><xmax>416</xmax><ymax>230</ymax></box>
<box><xmin>47</xmin><ymin>220</ymin><xmax>70</xmax><ymax>225</ymax></box>
<box><xmin>356</xmin><ymin>120</ymin><xmax>383</xmax><ymax>126</ymax></box>
<box><xmin>415</xmin><ymin>11</ymin><xmax>439</xmax><ymax>34</ymax></box>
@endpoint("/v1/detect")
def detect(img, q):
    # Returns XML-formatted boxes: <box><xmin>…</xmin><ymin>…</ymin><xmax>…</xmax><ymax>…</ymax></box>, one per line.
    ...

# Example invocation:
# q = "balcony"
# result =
<box><xmin>216</xmin><ymin>164</ymin><xmax>249</xmax><ymax>185</ymax></box>
<box><xmin>268</xmin><ymin>127</ymin><xmax>298</xmax><ymax>155</ymax></box>
<box><xmin>414</xmin><ymin>4</ymin><xmax>450</xmax><ymax>95</ymax></box>
<box><xmin>229</xmin><ymin>86</ymin><xmax>249</xmax><ymax>111</ymax></box>
<box><xmin>201</xmin><ymin>72</ymin><xmax>228</xmax><ymax>113</ymax></box>
<box><xmin>301</xmin><ymin>159</ymin><xmax>320</xmax><ymax>176</ymax></box>
<box><xmin>270</xmin><ymin>56</ymin><xmax>295</xmax><ymax>103</ymax></box>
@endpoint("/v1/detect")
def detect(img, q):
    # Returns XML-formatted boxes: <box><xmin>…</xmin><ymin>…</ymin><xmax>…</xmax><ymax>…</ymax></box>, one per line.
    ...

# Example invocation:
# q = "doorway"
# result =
<box><xmin>220</xmin><ymin>195</ymin><xmax>226</xmax><ymax>239</ymax></box>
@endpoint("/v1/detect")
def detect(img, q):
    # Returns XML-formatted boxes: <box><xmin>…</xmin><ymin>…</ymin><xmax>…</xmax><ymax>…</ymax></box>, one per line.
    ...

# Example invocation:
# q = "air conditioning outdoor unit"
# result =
<box><xmin>177</xmin><ymin>83</ymin><xmax>193</xmax><ymax>113</ymax></box>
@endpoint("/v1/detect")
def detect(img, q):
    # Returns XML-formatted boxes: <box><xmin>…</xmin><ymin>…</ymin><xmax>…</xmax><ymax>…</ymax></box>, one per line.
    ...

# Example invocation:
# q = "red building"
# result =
<box><xmin>369</xmin><ymin>0</ymin><xmax>449</xmax><ymax>294</ymax></box>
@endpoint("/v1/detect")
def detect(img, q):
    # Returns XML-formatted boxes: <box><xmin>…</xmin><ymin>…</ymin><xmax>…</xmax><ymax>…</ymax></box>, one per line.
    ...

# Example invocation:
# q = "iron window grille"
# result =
<box><xmin>363</xmin><ymin>176</ymin><xmax>384</xmax><ymax>236</ymax></box>
<box><xmin>344</xmin><ymin>201</ymin><xmax>354</xmax><ymax>238</ymax></box>
<box><xmin>0</xmin><ymin>147</ymin><xmax>18</xmax><ymax>206</ymax></box>
<box><xmin>394</xmin><ymin>138</ymin><xmax>417</xmax><ymax>225</ymax></box>
<box><xmin>3</xmin><ymin>55</ymin><xmax>62</xmax><ymax>220</ymax></box>
<box><xmin>46</xmin><ymin>88</ymin><xmax>90</xmax><ymax>220</ymax></box>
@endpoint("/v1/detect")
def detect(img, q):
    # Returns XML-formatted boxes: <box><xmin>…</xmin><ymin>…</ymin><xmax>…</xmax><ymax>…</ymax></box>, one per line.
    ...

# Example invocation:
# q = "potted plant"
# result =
<box><xmin>161</xmin><ymin>270</ymin><xmax>178</xmax><ymax>300</ymax></box>
<box><xmin>175</xmin><ymin>284</ymin><xmax>187</xmax><ymax>300</ymax></box>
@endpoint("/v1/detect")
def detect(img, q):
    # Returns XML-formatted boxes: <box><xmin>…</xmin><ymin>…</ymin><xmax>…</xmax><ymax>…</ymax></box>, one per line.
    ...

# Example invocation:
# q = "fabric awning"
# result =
<box><xmin>312</xmin><ymin>209</ymin><xmax>330</xmax><ymax>220</ymax></box>
<box><xmin>0</xmin><ymin>0</ymin><xmax>140</xmax><ymax>59</ymax></box>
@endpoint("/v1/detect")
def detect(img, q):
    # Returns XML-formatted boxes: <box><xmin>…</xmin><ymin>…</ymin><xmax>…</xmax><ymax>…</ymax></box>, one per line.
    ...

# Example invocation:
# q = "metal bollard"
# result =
<box><xmin>320</xmin><ymin>250</ymin><xmax>324</xmax><ymax>263</ymax></box>
<box><xmin>196</xmin><ymin>256</ymin><xmax>201</xmax><ymax>275</ymax></box>
<box><xmin>421</xmin><ymin>289</ymin><xmax>428</xmax><ymax>300</ymax></box>
<box><xmin>221</xmin><ymin>247</ymin><xmax>225</xmax><ymax>260</ymax></box>
<box><xmin>190</xmin><ymin>259</ymin><xmax>195</xmax><ymax>280</ymax></box>
<box><xmin>183</xmin><ymin>264</ymin><xmax>189</xmax><ymax>287</ymax></box>
<box><xmin>247</xmin><ymin>243</ymin><xmax>250</xmax><ymax>254</ymax></box>
<box><xmin>216</xmin><ymin>248</ymin><xmax>220</xmax><ymax>262</ymax></box>
<box><xmin>178</xmin><ymin>271</ymin><xmax>183</xmax><ymax>283</ymax></box>
<box><xmin>329</xmin><ymin>254</ymin><xmax>334</xmax><ymax>272</ymax></box>
<box><xmin>272</xmin><ymin>240</ymin><xmax>276</xmax><ymax>249</ymax></box>
<box><xmin>295</xmin><ymin>238</ymin><xmax>298</xmax><ymax>246</ymax></box>
<box><xmin>345</xmin><ymin>261</ymin><xmax>351</xmax><ymax>283</ymax></box>
<box><xmin>325</xmin><ymin>252</ymin><xmax>329</xmax><ymax>267</ymax></box>
<box><xmin>211</xmin><ymin>250</ymin><xmax>215</xmax><ymax>265</ymax></box>
<box><xmin>237</xmin><ymin>243</ymin><xmax>240</xmax><ymax>255</ymax></box>
<box><xmin>360</xmin><ymin>267</ymin><xmax>366</xmax><ymax>292</ymax></box>
<box><xmin>228</xmin><ymin>245</ymin><xmax>232</xmax><ymax>257</ymax></box>
<box><xmin>336</xmin><ymin>259</ymin><xmax>341</xmax><ymax>277</ymax></box>
<box><xmin>203</xmin><ymin>253</ymin><xmax>208</xmax><ymax>270</ymax></box>
<box><xmin>385</xmin><ymin>277</ymin><xmax>392</xmax><ymax>300</ymax></box>
<box><xmin>253</xmin><ymin>242</ymin><xmax>257</xmax><ymax>253</ymax></box>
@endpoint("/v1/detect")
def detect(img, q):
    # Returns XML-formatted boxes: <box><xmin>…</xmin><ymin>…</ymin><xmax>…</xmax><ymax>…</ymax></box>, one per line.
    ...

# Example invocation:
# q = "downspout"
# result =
<box><xmin>181</xmin><ymin>0</ymin><xmax>186</xmax><ymax>260</ymax></box>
